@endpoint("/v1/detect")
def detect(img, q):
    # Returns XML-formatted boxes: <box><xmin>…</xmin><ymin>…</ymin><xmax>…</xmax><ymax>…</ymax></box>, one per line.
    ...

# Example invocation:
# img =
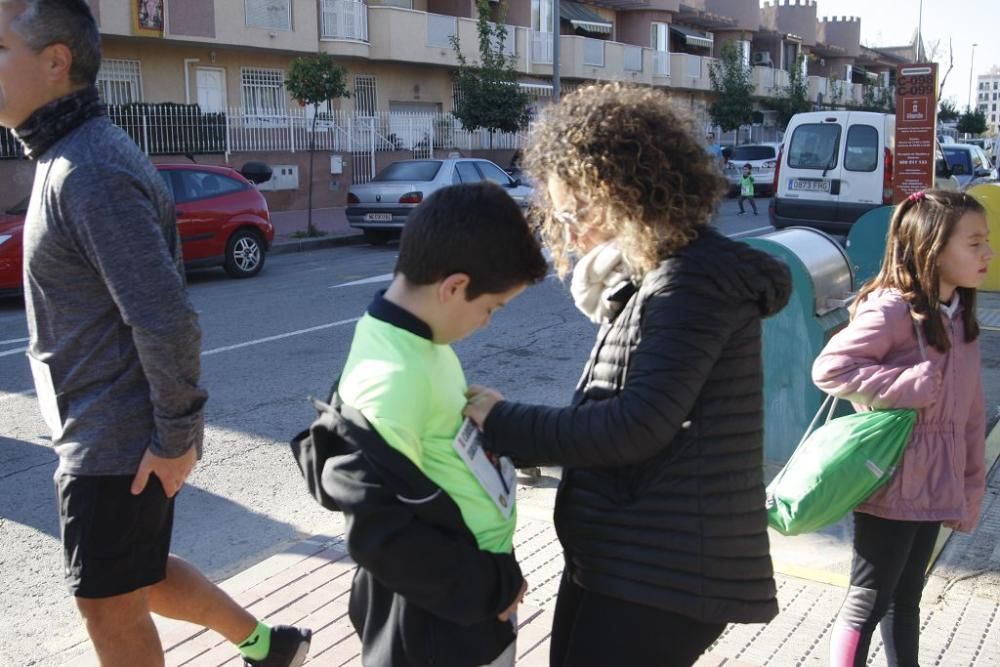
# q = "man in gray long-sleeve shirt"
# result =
<box><xmin>0</xmin><ymin>2</ymin><xmax>309</xmax><ymax>665</ymax></box>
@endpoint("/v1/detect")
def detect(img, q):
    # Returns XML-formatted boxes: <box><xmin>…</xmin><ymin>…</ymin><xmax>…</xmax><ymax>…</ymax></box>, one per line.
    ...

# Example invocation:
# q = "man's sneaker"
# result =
<box><xmin>737</xmin><ymin>211</ymin><xmax>745</xmax><ymax>216</ymax></box>
<box><xmin>244</xmin><ymin>626</ymin><xmax>312</xmax><ymax>667</ymax></box>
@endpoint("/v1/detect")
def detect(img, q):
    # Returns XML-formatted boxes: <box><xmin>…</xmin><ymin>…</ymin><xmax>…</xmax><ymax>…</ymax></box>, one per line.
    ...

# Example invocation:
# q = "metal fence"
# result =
<box><xmin>0</xmin><ymin>106</ymin><xmax>528</xmax><ymax>179</ymax></box>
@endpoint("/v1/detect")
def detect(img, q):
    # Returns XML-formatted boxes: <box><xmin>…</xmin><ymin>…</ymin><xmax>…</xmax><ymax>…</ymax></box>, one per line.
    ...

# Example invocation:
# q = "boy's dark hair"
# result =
<box><xmin>396</xmin><ymin>181</ymin><xmax>548</xmax><ymax>299</ymax></box>
<box><xmin>743</xmin><ymin>163</ymin><xmax>753</xmax><ymax>170</ymax></box>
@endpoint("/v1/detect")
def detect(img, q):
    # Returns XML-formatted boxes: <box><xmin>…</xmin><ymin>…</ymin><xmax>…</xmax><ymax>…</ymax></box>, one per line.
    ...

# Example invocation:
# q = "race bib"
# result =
<box><xmin>453</xmin><ymin>418</ymin><xmax>516</xmax><ymax>519</ymax></box>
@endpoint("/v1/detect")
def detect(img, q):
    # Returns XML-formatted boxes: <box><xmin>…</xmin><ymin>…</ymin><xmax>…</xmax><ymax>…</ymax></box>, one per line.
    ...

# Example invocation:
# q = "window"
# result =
<box><xmin>354</xmin><ymin>75</ymin><xmax>377</xmax><ymax>116</ymax></box>
<box><xmin>788</xmin><ymin>123</ymin><xmax>841</xmax><ymax>170</ymax></box>
<box><xmin>241</xmin><ymin>68</ymin><xmax>286</xmax><ymax>116</ymax></box>
<box><xmin>844</xmin><ymin>125</ymin><xmax>878</xmax><ymax>172</ymax></box>
<box><xmin>531</xmin><ymin>0</ymin><xmax>553</xmax><ymax>32</ymax></box>
<box><xmin>452</xmin><ymin>79</ymin><xmax>464</xmax><ymax>111</ymax></box>
<box><xmin>455</xmin><ymin>162</ymin><xmax>481</xmax><ymax>183</ymax></box>
<box><xmin>375</xmin><ymin>161</ymin><xmax>442</xmax><ymax>181</ymax></box>
<box><xmin>650</xmin><ymin>22</ymin><xmax>668</xmax><ymax>51</ymax></box>
<box><xmin>475</xmin><ymin>161</ymin><xmax>513</xmax><ymax>185</ymax></box>
<box><xmin>730</xmin><ymin>145</ymin><xmax>776</xmax><ymax>161</ymax></box>
<box><xmin>943</xmin><ymin>148</ymin><xmax>971</xmax><ymax>176</ymax></box>
<box><xmin>96</xmin><ymin>59</ymin><xmax>142</xmax><ymax>105</ymax></box>
<box><xmin>245</xmin><ymin>0</ymin><xmax>291</xmax><ymax>31</ymax></box>
<box><xmin>168</xmin><ymin>170</ymin><xmax>247</xmax><ymax>203</ymax></box>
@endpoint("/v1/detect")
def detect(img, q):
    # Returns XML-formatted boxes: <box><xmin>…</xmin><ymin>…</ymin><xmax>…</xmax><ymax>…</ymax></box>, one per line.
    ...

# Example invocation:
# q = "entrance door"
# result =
<box><xmin>196</xmin><ymin>68</ymin><xmax>226</xmax><ymax>113</ymax></box>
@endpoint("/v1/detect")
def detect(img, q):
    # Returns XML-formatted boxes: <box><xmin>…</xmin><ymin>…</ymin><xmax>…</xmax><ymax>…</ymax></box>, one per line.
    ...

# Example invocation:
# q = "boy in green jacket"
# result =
<box><xmin>738</xmin><ymin>163</ymin><xmax>759</xmax><ymax>215</ymax></box>
<box><xmin>331</xmin><ymin>182</ymin><xmax>548</xmax><ymax>666</ymax></box>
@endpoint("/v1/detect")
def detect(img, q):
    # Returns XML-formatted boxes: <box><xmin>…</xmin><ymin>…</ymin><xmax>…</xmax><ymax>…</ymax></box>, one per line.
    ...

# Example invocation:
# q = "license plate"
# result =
<box><xmin>789</xmin><ymin>178</ymin><xmax>831</xmax><ymax>193</ymax></box>
<box><xmin>364</xmin><ymin>213</ymin><xmax>393</xmax><ymax>222</ymax></box>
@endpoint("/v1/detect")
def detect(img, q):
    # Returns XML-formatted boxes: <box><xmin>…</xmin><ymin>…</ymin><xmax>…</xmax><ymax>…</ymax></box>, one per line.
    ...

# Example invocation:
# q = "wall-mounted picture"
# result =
<box><xmin>133</xmin><ymin>0</ymin><xmax>164</xmax><ymax>37</ymax></box>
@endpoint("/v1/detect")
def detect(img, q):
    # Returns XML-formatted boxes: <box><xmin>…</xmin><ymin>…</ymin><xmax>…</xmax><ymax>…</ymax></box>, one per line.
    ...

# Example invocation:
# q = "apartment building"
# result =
<box><xmin>977</xmin><ymin>67</ymin><xmax>1000</xmax><ymax>136</ymax></box>
<box><xmin>0</xmin><ymin>0</ymin><xmax>904</xmax><ymax>212</ymax></box>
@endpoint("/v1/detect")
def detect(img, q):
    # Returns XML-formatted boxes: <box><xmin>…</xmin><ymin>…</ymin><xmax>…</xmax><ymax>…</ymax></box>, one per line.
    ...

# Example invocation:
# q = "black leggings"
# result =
<box><xmin>549</xmin><ymin>568</ymin><xmax>726</xmax><ymax>667</ymax></box>
<box><xmin>830</xmin><ymin>512</ymin><xmax>941</xmax><ymax>667</ymax></box>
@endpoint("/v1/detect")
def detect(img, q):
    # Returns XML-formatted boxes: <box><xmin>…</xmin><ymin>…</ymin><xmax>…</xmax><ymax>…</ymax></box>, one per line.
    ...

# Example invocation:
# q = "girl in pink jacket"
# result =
<box><xmin>812</xmin><ymin>190</ymin><xmax>992</xmax><ymax>667</ymax></box>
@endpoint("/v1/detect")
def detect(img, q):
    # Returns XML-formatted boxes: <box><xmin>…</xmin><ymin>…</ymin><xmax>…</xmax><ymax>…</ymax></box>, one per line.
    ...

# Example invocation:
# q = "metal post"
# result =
<box><xmin>968</xmin><ymin>43</ymin><xmax>978</xmax><ymax>113</ymax></box>
<box><xmin>917</xmin><ymin>0</ymin><xmax>923</xmax><ymax>62</ymax></box>
<box><xmin>552</xmin><ymin>0</ymin><xmax>560</xmax><ymax>103</ymax></box>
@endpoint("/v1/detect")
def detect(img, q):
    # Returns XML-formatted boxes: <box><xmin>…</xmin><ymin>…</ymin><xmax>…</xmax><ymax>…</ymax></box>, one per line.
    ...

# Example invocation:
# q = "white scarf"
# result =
<box><xmin>570</xmin><ymin>241</ymin><xmax>631</xmax><ymax>324</ymax></box>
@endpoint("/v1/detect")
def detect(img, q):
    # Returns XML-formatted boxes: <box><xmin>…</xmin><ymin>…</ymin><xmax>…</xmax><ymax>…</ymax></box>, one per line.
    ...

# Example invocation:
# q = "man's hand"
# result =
<box><xmin>498</xmin><ymin>579</ymin><xmax>527</xmax><ymax>622</ymax></box>
<box><xmin>131</xmin><ymin>446</ymin><xmax>197</xmax><ymax>497</ymax></box>
<box><xmin>463</xmin><ymin>385</ymin><xmax>504</xmax><ymax>429</ymax></box>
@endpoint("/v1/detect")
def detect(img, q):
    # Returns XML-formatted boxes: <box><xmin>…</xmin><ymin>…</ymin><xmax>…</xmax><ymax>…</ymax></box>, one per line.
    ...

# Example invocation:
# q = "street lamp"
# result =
<box><xmin>967</xmin><ymin>43</ymin><xmax>978</xmax><ymax>112</ymax></box>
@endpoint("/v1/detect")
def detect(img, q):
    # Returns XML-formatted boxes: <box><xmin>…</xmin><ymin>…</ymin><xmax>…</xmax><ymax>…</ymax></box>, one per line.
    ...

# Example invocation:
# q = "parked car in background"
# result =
<box><xmin>0</xmin><ymin>196</ymin><xmax>26</xmax><ymax>297</ymax></box>
<box><xmin>771</xmin><ymin>111</ymin><xmax>958</xmax><ymax>233</ymax></box>
<box><xmin>0</xmin><ymin>163</ymin><xmax>274</xmax><ymax>297</ymax></box>
<box><xmin>943</xmin><ymin>144</ymin><xmax>999</xmax><ymax>190</ymax></box>
<box><xmin>723</xmin><ymin>143</ymin><xmax>782</xmax><ymax>196</ymax></box>
<box><xmin>157</xmin><ymin>163</ymin><xmax>274</xmax><ymax>278</ymax></box>
<box><xmin>347</xmin><ymin>158</ymin><xmax>534</xmax><ymax>245</ymax></box>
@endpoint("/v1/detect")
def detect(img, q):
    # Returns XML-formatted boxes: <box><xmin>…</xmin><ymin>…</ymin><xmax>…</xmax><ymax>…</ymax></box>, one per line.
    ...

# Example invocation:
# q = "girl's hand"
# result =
<box><xmin>464</xmin><ymin>385</ymin><xmax>504</xmax><ymax>428</ymax></box>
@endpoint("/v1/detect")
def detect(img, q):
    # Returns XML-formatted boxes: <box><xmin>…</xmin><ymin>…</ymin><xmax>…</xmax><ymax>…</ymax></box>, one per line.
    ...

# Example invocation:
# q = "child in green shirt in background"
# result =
<box><xmin>738</xmin><ymin>163</ymin><xmax>759</xmax><ymax>216</ymax></box>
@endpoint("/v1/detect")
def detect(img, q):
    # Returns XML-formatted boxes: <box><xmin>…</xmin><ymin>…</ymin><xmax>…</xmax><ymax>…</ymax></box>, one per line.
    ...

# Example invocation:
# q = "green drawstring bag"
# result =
<box><xmin>766</xmin><ymin>395</ymin><xmax>917</xmax><ymax>536</ymax></box>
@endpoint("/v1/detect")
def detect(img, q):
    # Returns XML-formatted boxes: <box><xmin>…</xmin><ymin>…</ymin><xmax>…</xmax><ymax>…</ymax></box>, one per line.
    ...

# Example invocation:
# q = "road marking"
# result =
<box><xmin>729</xmin><ymin>226</ymin><xmax>775</xmax><ymax>239</ymax></box>
<box><xmin>201</xmin><ymin>317</ymin><xmax>360</xmax><ymax>357</ymax></box>
<box><xmin>0</xmin><ymin>346</ymin><xmax>26</xmax><ymax>358</ymax></box>
<box><xmin>0</xmin><ymin>337</ymin><xmax>29</xmax><ymax>346</ymax></box>
<box><xmin>329</xmin><ymin>273</ymin><xmax>394</xmax><ymax>289</ymax></box>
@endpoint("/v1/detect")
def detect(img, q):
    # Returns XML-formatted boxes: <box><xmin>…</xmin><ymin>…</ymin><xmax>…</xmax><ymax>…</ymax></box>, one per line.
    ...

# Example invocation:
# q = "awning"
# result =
<box><xmin>560</xmin><ymin>1</ymin><xmax>613</xmax><ymax>35</ymax></box>
<box><xmin>670</xmin><ymin>24</ymin><xmax>714</xmax><ymax>49</ymax></box>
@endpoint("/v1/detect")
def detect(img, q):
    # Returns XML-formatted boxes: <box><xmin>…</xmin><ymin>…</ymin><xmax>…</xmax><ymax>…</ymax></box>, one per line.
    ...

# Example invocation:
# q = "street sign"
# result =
<box><xmin>893</xmin><ymin>63</ymin><xmax>938</xmax><ymax>203</ymax></box>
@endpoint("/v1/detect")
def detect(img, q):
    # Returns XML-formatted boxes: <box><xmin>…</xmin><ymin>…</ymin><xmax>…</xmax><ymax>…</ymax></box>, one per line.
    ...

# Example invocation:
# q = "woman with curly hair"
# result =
<box><xmin>463</xmin><ymin>83</ymin><xmax>792</xmax><ymax>666</ymax></box>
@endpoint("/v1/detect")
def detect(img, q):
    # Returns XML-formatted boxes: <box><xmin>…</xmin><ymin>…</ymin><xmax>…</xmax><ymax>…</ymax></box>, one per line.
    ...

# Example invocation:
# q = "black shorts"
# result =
<box><xmin>55</xmin><ymin>472</ymin><xmax>174</xmax><ymax>599</ymax></box>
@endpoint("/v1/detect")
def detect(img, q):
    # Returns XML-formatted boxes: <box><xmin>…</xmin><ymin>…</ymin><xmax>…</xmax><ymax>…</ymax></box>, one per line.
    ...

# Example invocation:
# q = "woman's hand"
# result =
<box><xmin>464</xmin><ymin>385</ymin><xmax>504</xmax><ymax>428</ymax></box>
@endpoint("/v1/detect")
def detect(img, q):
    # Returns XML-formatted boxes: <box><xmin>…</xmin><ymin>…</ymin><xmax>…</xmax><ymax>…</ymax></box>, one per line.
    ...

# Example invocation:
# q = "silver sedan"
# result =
<box><xmin>347</xmin><ymin>158</ymin><xmax>533</xmax><ymax>245</ymax></box>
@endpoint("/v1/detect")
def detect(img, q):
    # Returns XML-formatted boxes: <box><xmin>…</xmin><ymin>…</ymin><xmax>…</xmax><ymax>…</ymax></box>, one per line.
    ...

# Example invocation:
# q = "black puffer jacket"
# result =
<box><xmin>484</xmin><ymin>228</ymin><xmax>791</xmax><ymax>624</ymax></box>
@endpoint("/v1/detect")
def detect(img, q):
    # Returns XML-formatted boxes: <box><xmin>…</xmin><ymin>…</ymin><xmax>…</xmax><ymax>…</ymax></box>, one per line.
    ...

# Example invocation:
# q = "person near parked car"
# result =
<box><xmin>738</xmin><ymin>163</ymin><xmax>759</xmax><ymax>215</ymax></box>
<box><xmin>813</xmin><ymin>190</ymin><xmax>991</xmax><ymax>667</ymax></box>
<box><xmin>463</xmin><ymin>83</ymin><xmax>791</xmax><ymax>667</ymax></box>
<box><xmin>0</xmin><ymin>2</ymin><xmax>309</xmax><ymax>665</ymax></box>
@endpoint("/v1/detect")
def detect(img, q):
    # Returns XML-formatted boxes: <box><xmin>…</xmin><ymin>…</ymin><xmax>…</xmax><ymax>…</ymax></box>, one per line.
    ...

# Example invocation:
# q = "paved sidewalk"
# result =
<box><xmin>267</xmin><ymin>207</ymin><xmax>366</xmax><ymax>256</ymax></box>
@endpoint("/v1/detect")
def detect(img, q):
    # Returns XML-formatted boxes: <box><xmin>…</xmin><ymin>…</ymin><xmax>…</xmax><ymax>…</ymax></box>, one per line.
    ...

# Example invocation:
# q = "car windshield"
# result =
<box><xmin>943</xmin><ymin>149</ymin><xmax>972</xmax><ymax>176</ymax></box>
<box><xmin>730</xmin><ymin>146</ymin><xmax>776</xmax><ymax>161</ymax></box>
<box><xmin>375</xmin><ymin>161</ymin><xmax>442</xmax><ymax>182</ymax></box>
<box><xmin>6</xmin><ymin>196</ymin><xmax>30</xmax><ymax>215</ymax></box>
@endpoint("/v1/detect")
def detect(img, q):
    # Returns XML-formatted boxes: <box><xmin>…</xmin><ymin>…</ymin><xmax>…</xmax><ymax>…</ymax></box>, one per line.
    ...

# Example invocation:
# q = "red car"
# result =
<box><xmin>0</xmin><ymin>163</ymin><xmax>274</xmax><ymax>296</ymax></box>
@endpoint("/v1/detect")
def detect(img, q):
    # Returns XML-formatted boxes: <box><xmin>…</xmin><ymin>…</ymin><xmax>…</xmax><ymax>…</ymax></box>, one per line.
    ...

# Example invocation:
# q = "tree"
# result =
<box><xmin>766</xmin><ymin>54</ymin><xmax>812</xmax><ymax>129</ymax></box>
<box><xmin>286</xmin><ymin>53</ymin><xmax>350</xmax><ymax>237</ymax></box>
<box><xmin>451</xmin><ymin>0</ymin><xmax>530</xmax><ymax>149</ymax></box>
<box><xmin>939</xmin><ymin>99</ymin><xmax>960</xmax><ymax>123</ymax></box>
<box><xmin>957</xmin><ymin>107</ymin><xmax>988</xmax><ymax>136</ymax></box>
<box><xmin>707</xmin><ymin>41</ymin><xmax>755</xmax><ymax>139</ymax></box>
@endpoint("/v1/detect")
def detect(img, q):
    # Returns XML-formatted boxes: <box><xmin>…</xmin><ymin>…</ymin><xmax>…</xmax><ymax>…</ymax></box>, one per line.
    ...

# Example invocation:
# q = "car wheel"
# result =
<box><xmin>224</xmin><ymin>229</ymin><xmax>265</xmax><ymax>279</ymax></box>
<box><xmin>363</xmin><ymin>229</ymin><xmax>395</xmax><ymax>246</ymax></box>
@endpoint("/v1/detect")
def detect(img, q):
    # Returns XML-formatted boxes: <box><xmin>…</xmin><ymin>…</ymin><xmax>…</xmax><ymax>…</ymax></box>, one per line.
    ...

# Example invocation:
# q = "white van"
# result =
<box><xmin>770</xmin><ymin>111</ymin><xmax>895</xmax><ymax>232</ymax></box>
<box><xmin>770</xmin><ymin>111</ymin><xmax>959</xmax><ymax>232</ymax></box>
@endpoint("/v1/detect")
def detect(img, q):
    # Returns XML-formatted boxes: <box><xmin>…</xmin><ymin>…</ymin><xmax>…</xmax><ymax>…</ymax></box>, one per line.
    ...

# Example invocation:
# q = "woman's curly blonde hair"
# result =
<box><xmin>524</xmin><ymin>82</ymin><xmax>727</xmax><ymax>277</ymax></box>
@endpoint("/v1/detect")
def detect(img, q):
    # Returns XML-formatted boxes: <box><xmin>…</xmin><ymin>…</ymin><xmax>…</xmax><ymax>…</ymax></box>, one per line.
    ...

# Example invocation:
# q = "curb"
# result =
<box><xmin>270</xmin><ymin>233</ymin><xmax>367</xmax><ymax>256</ymax></box>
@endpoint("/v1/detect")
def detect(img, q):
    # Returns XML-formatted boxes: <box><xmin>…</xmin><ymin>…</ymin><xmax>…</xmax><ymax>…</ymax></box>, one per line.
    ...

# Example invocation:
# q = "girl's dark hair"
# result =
<box><xmin>396</xmin><ymin>181</ymin><xmax>548</xmax><ymax>299</ymax></box>
<box><xmin>523</xmin><ymin>82</ymin><xmax>726</xmax><ymax>277</ymax></box>
<box><xmin>854</xmin><ymin>190</ymin><xmax>986</xmax><ymax>351</ymax></box>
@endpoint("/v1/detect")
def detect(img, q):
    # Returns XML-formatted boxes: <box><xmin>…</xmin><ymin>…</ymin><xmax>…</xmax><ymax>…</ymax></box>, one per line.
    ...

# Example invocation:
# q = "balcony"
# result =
<box><xmin>367</xmin><ymin>7</ymin><xmax>523</xmax><ymax>70</ymax></box>
<box><xmin>752</xmin><ymin>66</ymin><xmax>790</xmax><ymax>96</ymax></box>
<box><xmin>321</xmin><ymin>0</ymin><xmax>368</xmax><ymax>42</ymax></box>
<box><xmin>652</xmin><ymin>51</ymin><xmax>670</xmax><ymax>78</ymax></box>
<box><xmin>531</xmin><ymin>30</ymin><xmax>553</xmax><ymax>65</ymax></box>
<box><xmin>670</xmin><ymin>53</ymin><xmax>714</xmax><ymax>91</ymax></box>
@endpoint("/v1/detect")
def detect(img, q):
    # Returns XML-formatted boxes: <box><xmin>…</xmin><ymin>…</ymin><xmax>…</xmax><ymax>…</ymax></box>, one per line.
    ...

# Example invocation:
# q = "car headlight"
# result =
<box><xmin>0</xmin><ymin>235</ymin><xmax>11</xmax><ymax>246</ymax></box>
<box><xmin>762</xmin><ymin>161</ymin><xmax>777</xmax><ymax>168</ymax></box>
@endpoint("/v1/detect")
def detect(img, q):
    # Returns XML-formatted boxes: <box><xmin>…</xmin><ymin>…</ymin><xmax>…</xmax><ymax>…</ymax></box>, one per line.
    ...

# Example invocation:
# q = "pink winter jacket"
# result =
<box><xmin>812</xmin><ymin>289</ymin><xmax>986</xmax><ymax>532</ymax></box>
